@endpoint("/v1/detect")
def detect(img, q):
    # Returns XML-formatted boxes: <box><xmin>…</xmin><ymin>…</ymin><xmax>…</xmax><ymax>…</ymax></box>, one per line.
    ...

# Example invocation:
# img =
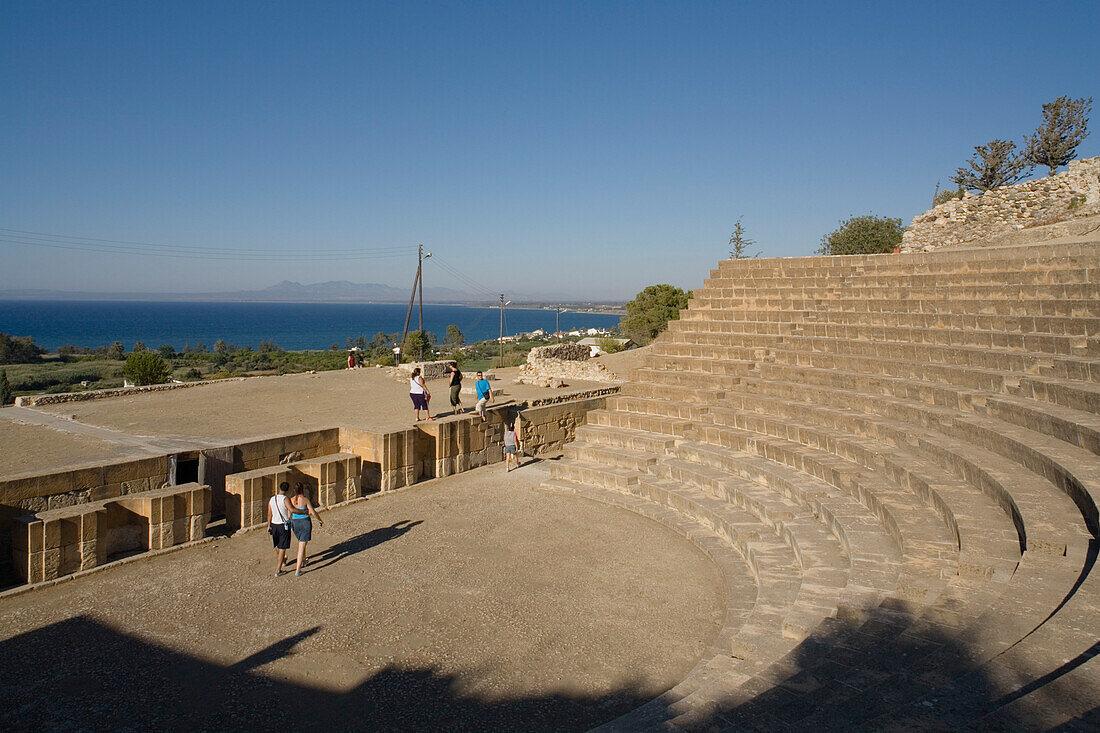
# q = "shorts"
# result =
<box><xmin>410</xmin><ymin>392</ymin><xmax>429</xmax><ymax>410</ymax></box>
<box><xmin>504</xmin><ymin>446</ymin><xmax>516</xmax><ymax>455</ymax></box>
<box><xmin>270</xmin><ymin>523</ymin><xmax>291</xmax><ymax>550</ymax></box>
<box><xmin>291</xmin><ymin>517</ymin><xmax>312</xmax><ymax>542</ymax></box>
<box><xmin>449</xmin><ymin>384</ymin><xmax>462</xmax><ymax>406</ymax></box>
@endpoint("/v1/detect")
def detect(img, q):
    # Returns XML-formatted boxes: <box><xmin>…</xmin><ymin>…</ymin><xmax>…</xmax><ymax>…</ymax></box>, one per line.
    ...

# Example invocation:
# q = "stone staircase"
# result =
<box><xmin>544</xmin><ymin>240</ymin><xmax>1100</xmax><ymax>730</ymax></box>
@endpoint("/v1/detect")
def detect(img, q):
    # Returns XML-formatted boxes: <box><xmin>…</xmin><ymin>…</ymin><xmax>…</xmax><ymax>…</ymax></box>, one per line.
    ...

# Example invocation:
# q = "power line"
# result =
<box><xmin>0</xmin><ymin>233</ymin><xmax>417</xmax><ymax>262</ymax></box>
<box><xmin>427</xmin><ymin>255</ymin><xmax>497</xmax><ymax>298</ymax></box>
<box><xmin>0</xmin><ymin>228</ymin><xmax>414</xmax><ymax>255</ymax></box>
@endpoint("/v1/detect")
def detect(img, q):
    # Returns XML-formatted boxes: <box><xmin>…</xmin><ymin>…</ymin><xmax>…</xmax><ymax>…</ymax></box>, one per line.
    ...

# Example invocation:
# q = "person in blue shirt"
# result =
<box><xmin>474</xmin><ymin>371</ymin><xmax>493</xmax><ymax>421</ymax></box>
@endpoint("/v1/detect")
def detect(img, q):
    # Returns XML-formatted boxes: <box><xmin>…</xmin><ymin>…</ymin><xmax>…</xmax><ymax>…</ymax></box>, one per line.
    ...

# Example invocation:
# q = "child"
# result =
<box><xmin>503</xmin><ymin>418</ymin><xmax>521</xmax><ymax>472</ymax></box>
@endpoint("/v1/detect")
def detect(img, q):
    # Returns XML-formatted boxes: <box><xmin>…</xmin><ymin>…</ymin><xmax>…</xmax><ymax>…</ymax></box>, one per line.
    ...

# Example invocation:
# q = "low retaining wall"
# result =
<box><xmin>14</xmin><ymin>377</ymin><xmax>248</xmax><ymax>407</ymax></box>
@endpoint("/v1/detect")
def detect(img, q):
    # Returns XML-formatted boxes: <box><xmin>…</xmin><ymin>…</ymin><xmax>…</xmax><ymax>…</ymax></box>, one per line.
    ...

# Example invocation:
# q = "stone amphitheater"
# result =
<box><xmin>3</xmin><ymin>222</ymin><xmax>1100</xmax><ymax>730</ymax></box>
<box><xmin>547</xmin><ymin>234</ymin><xmax>1100</xmax><ymax>730</ymax></box>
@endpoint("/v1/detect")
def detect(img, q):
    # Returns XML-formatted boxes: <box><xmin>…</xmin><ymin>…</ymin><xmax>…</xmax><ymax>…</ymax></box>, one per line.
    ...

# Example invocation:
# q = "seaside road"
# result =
<box><xmin>0</xmin><ymin>460</ymin><xmax>733</xmax><ymax>731</ymax></box>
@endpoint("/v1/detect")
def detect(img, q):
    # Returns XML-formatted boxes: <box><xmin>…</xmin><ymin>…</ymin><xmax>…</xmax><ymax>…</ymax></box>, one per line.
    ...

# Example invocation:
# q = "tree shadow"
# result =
<box><xmin>309</xmin><ymin>520</ymin><xmax>423</xmax><ymax>571</ymax></box>
<box><xmin>698</xmin><ymin>603</ymin><xmax>1099</xmax><ymax>732</ymax></box>
<box><xmin>0</xmin><ymin>615</ymin><xmax>654</xmax><ymax>732</ymax></box>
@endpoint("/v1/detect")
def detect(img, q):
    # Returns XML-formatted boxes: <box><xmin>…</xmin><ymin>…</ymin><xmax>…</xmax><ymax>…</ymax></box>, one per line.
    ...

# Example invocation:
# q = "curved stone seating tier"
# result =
<box><xmin>546</xmin><ymin>240</ymin><xmax>1100</xmax><ymax>728</ymax></box>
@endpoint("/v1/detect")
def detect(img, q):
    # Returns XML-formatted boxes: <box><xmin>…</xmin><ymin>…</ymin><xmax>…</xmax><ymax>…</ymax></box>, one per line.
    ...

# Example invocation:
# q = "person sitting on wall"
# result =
<box><xmin>475</xmin><ymin>371</ymin><xmax>493</xmax><ymax>421</ymax></box>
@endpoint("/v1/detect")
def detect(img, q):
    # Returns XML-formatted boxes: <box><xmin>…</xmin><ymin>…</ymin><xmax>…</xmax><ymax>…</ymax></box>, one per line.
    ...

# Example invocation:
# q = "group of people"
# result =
<box><xmin>409</xmin><ymin>362</ymin><xmax>494</xmax><ymax>422</ymax></box>
<box><xmin>267</xmin><ymin>481</ymin><xmax>325</xmax><ymax>576</ymax></box>
<box><xmin>410</xmin><ymin>362</ymin><xmax>522</xmax><ymax>471</ymax></box>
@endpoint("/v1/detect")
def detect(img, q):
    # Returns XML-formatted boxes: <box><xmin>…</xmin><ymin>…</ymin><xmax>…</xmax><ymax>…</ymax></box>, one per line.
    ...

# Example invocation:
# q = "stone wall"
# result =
<box><xmin>14</xmin><ymin>377</ymin><xmax>248</xmax><ymax>407</ymax></box>
<box><xmin>901</xmin><ymin>157</ymin><xmax>1100</xmax><ymax>252</ymax></box>
<box><xmin>0</xmin><ymin>392</ymin><xmax>611</xmax><ymax>587</ymax></box>
<box><xmin>395</xmin><ymin>360</ymin><xmax>452</xmax><ymax>381</ymax></box>
<box><xmin>518</xmin><ymin>343</ymin><xmax>619</xmax><ymax>385</ymax></box>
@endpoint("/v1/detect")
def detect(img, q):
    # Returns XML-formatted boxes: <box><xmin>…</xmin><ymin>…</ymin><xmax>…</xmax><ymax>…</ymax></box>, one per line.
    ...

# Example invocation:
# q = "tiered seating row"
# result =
<box><xmin>547</xmin><ymin>240</ymin><xmax>1100</xmax><ymax>729</ymax></box>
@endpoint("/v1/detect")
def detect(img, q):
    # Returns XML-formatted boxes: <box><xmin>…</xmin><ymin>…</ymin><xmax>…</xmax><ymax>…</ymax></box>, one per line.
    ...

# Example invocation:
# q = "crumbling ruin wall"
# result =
<box><xmin>517</xmin><ymin>343</ymin><xmax>618</xmax><ymax>385</ymax></box>
<box><xmin>901</xmin><ymin>157</ymin><xmax>1100</xmax><ymax>252</ymax></box>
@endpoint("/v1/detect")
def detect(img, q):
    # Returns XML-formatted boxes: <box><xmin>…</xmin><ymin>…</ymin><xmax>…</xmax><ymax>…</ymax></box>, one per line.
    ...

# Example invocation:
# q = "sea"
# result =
<box><xmin>0</xmin><ymin>300</ymin><xmax>622</xmax><ymax>351</ymax></box>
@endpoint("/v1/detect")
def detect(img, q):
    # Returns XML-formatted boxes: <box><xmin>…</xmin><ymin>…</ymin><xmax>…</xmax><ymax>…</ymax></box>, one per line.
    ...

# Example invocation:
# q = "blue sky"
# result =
<box><xmin>2</xmin><ymin>1</ymin><xmax>1097</xmax><ymax>300</ymax></box>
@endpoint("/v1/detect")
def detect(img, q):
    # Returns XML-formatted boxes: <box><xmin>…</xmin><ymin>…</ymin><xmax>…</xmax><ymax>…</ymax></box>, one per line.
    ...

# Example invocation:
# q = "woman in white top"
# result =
<box><xmin>409</xmin><ymin>367</ymin><xmax>433</xmax><ymax>422</ymax></box>
<box><xmin>267</xmin><ymin>482</ymin><xmax>294</xmax><ymax>576</ymax></box>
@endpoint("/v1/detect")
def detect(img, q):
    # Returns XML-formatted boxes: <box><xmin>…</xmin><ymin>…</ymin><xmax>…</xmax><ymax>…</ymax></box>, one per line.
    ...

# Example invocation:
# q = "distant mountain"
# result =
<box><xmin>0</xmin><ymin>281</ymin><xmax>476</xmax><ymax>303</ymax></box>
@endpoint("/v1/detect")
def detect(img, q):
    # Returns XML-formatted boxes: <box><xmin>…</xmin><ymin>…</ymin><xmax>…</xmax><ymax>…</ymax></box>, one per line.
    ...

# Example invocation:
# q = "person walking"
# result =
<box><xmin>289</xmin><ymin>482</ymin><xmax>324</xmax><ymax>576</ymax></box>
<box><xmin>474</xmin><ymin>371</ymin><xmax>492</xmax><ymax>421</ymax></box>
<box><xmin>410</xmin><ymin>366</ymin><xmax>433</xmax><ymax>421</ymax></box>
<box><xmin>267</xmin><ymin>481</ymin><xmax>294</xmax><ymax>576</ymax></box>
<box><xmin>445</xmin><ymin>361</ymin><xmax>463</xmax><ymax>415</ymax></box>
<box><xmin>503</xmin><ymin>418</ymin><xmax>522</xmax><ymax>472</ymax></box>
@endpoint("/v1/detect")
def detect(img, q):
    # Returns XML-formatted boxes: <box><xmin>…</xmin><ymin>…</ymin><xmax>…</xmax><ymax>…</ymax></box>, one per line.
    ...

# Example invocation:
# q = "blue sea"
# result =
<box><xmin>0</xmin><ymin>300</ymin><xmax>622</xmax><ymax>351</ymax></box>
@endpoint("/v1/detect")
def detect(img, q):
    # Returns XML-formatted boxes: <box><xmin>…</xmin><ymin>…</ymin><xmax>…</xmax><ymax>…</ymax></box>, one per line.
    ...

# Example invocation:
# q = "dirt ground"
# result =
<box><xmin>0</xmin><ymin>348</ymin><xmax>649</xmax><ymax>478</ymax></box>
<box><xmin>0</xmin><ymin>461</ymin><xmax>732</xmax><ymax>731</ymax></box>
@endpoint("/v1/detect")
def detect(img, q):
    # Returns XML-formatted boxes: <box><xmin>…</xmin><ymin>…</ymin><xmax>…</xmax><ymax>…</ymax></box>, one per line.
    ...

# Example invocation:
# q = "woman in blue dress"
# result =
<box><xmin>289</xmin><ymin>482</ymin><xmax>324</xmax><ymax>576</ymax></box>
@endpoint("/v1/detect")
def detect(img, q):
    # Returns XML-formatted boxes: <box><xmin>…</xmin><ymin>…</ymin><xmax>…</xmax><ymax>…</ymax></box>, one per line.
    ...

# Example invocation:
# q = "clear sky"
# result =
<box><xmin>2</xmin><ymin>1</ymin><xmax>1097</xmax><ymax>301</ymax></box>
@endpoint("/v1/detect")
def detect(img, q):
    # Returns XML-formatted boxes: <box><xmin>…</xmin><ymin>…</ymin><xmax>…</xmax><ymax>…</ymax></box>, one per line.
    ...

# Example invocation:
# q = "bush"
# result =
<box><xmin>819</xmin><ymin>215</ymin><xmax>904</xmax><ymax>256</ymax></box>
<box><xmin>596</xmin><ymin>337</ymin><xmax>625</xmax><ymax>354</ymax></box>
<box><xmin>123</xmin><ymin>351</ymin><xmax>170</xmax><ymax>386</ymax></box>
<box><xmin>106</xmin><ymin>341</ymin><xmax>126</xmax><ymax>360</ymax></box>
<box><xmin>620</xmin><ymin>284</ymin><xmax>691</xmax><ymax>346</ymax></box>
<box><xmin>0</xmin><ymin>333</ymin><xmax>45</xmax><ymax>364</ymax></box>
<box><xmin>0</xmin><ymin>370</ymin><xmax>11</xmax><ymax>405</ymax></box>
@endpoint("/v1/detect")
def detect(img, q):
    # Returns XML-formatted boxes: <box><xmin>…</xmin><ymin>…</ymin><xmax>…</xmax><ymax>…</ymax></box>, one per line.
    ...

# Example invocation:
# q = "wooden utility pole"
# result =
<box><xmin>400</xmin><ymin>244</ymin><xmax>430</xmax><ymax>362</ymax></box>
<box><xmin>499</xmin><ymin>294</ymin><xmax>505</xmax><ymax>368</ymax></box>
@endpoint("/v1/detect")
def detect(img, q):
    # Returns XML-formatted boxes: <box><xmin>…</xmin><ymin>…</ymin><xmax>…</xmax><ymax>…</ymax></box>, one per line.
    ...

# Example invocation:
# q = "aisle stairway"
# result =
<box><xmin>545</xmin><ymin>240</ymin><xmax>1100</xmax><ymax>731</ymax></box>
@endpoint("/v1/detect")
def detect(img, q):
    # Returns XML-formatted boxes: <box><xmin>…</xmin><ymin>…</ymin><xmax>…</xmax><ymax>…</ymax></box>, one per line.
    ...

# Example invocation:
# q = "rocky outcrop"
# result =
<box><xmin>902</xmin><ymin>156</ymin><xmax>1100</xmax><ymax>252</ymax></box>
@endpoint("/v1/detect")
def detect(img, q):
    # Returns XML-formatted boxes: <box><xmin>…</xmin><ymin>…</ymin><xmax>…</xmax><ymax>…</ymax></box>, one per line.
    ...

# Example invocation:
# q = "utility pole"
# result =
<box><xmin>499</xmin><ymin>293</ymin><xmax>505</xmax><ymax>368</ymax></box>
<box><xmin>418</xmin><ymin>243</ymin><xmax>424</xmax><ymax>333</ymax></box>
<box><xmin>400</xmin><ymin>244</ymin><xmax>431</xmax><ymax>362</ymax></box>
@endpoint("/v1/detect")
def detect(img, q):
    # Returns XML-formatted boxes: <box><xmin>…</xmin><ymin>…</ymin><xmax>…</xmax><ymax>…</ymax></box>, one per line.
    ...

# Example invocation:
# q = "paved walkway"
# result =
<box><xmin>0</xmin><ymin>461</ymin><xmax>730</xmax><ymax>731</ymax></box>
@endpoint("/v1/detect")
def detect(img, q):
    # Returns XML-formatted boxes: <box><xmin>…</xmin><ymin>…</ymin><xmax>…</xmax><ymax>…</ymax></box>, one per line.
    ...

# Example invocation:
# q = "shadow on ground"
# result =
<box><xmin>2</xmin><ymin>610</ymin><xmax>1096</xmax><ymax>731</ymax></box>
<box><xmin>0</xmin><ymin>615</ymin><xmax>654</xmax><ymax>732</ymax></box>
<box><xmin>309</xmin><ymin>519</ymin><xmax>423</xmax><ymax>571</ymax></box>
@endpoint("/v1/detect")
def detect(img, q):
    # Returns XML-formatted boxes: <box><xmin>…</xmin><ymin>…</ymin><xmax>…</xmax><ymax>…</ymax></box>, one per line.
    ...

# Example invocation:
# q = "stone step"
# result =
<box><xmin>572</xmin><ymin>423</ymin><xmax>678</xmax><ymax>455</ymax></box>
<box><xmin>673</xmin><ymin>309</ymin><xmax>1100</xmax><ymax>338</ymax></box>
<box><xmin>708</xmin><ymin>398</ymin><xmax>1084</xmax><ymax>568</ymax></box>
<box><xmin>587</xmin><ymin>408</ymin><xmax>693</xmax><ymax>437</ymax></box>
<box><xmin>562</xmin><ymin>441</ymin><xmax>657</xmax><ymax>472</ymax></box>
<box><xmin>669</xmin><ymin>322</ymin><xmax>1096</xmax><ymax>357</ymax></box>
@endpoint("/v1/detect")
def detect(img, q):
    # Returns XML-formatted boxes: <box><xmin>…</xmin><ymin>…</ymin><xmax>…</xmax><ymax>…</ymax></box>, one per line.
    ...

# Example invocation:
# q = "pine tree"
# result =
<box><xmin>1024</xmin><ymin>96</ymin><xmax>1092</xmax><ymax>176</ymax></box>
<box><xmin>952</xmin><ymin>140</ymin><xmax>1031</xmax><ymax>192</ymax></box>
<box><xmin>0</xmin><ymin>369</ymin><xmax>12</xmax><ymax>405</ymax></box>
<box><xmin>728</xmin><ymin>218</ymin><xmax>758</xmax><ymax>259</ymax></box>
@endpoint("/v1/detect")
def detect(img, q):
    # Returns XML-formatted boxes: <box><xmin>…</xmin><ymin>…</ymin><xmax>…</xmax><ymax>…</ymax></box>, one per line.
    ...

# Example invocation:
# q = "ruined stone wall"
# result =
<box><xmin>518</xmin><ymin>343</ymin><xmax>618</xmax><ymax>384</ymax></box>
<box><xmin>901</xmin><ymin>157</ymin><xmax>1100</xmax><ymax>252</ymax></box>
<box><xmin>395</xmin><ymin>360</ymin><xmax>451</xmax><ymax>381</ymax></box>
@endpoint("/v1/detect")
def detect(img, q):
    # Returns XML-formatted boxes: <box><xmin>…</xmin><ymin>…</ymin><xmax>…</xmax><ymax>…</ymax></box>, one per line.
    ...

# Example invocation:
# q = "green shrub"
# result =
<box><xmin>124</xmin><ymin>351</ymin><xmax>170</xmax><ymax>386</ymax></box>
<box><xmin>0</xmin><ymin>370</ymin><xmax>11</xmax><ymax>405</ymax></box>
<box><xmin>819</xmin><ymin>215</ymin><xmax>904</xmax><ymax>256</ymax></box>
<box><xmin>596</xmin><ymin>337</ymin><xmax>625</xmax><ymax>354</ymax></box>
<box><xmin>620</xmin><ymin>284</ymin><xmax>691</xmax><ymax>345</ymax></box>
